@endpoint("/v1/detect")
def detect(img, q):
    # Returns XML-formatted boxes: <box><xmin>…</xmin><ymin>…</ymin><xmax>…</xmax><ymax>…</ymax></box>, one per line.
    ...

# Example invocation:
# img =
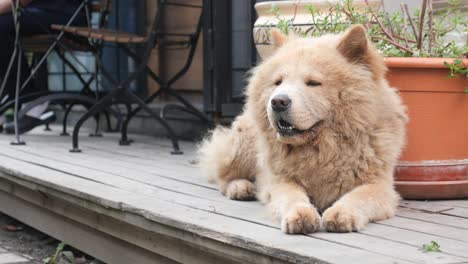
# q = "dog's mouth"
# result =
<box><xmin>276</xmin><ymin>119</ymin><xmax>324</xmax><ymax>138</ymax></box>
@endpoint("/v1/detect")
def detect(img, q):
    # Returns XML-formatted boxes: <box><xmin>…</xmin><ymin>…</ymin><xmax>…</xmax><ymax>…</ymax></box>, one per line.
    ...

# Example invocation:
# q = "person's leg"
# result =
<box><xmin>3</xmin><ymin>5</ymin><xmax>86</xmax><ymax>133</ymax></box>
<box><xmin>0</xmin><ymin>10</ymin><xmax>40</xmax><ymax>113</ymax></box>
<box><xmin>0</xmin><ymin>13</ymin><xmax>18</xmax><ymax>104</ymax></box>
<box><xmin>0</xmin><ymin>2</ymin><xmax>86</xmax><ymax>100</ymax></box>
<box><xmin>0</xmin><ymin>9</ymin><xmax>46</xmax><ymax>132</ymax></box>
<box><xmin>0</xmin><ymin>14</ymin><xmax>31</xmax><ymax>131</ymax></box>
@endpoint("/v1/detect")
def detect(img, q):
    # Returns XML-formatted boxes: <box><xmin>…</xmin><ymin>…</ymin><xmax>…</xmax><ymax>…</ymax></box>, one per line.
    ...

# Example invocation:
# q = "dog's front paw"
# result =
<box><xmin>281</xmin><ymin>205</ymin><xmax>321</xmax><ymax>234</ymax></box>
<box><xmin>225</xmin><ymin>179</ymin><xmax>256</xmax><ymax>200</ymax></box>
<box><xmin>322</xmin><ymin>204</ymin><xmax>366</xmax><ymax>232</ymax></box>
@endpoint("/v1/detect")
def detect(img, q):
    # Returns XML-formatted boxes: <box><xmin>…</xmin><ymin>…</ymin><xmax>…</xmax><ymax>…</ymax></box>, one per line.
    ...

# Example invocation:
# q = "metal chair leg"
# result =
<box><xmin>70</xmin><ymin>90</ymin><xmax>117</xmax><ymax>153</ymax></box>
<box><xmin>11</xmin><ymin>45</ymin><xmax>25</xmax><ymax>146</ymax></box>
<box><xmin>61</xmin><ymin>103</ymin><xmax>75</xmax><ymax>136</ymax></box>
<box><xmin>44</xmin><ymin>123</ymin><xmax>52</xmax><ymax>131</ymax></box>
<box><xmin>103</xmin><ymin>110</ymin><xmax>114</xmax><ymax>132</ymax></box>
<box><xmin>119</xmin><ymin>89</ymin><xmax>163</xmax><ymax>146</ymax></box>
<box><xmin>89</xmin><ymin>113</ymin><xmax>103</xmax><ymax>137</ymax></box>
<box><xmin>124</xmin><ymin>90</ymin><xmax>182</xmax><ymax>155</ymax></box>
<box><xmin>119</xmin><ymin>102</ymin><xmax>135</xmax><ymax>145</ymax></box>
<box><xmin>118</xmin><ymin>114</ymin><xmax>133</xmax><ymax>146</ymax></box>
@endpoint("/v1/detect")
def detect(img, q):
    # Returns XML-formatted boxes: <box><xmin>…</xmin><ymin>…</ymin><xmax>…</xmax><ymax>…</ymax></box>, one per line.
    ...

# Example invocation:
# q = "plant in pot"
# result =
<box><xmin>253</xmin><ymin>0</ymin><xmax>467</xmax><ymax>199</ymax></box>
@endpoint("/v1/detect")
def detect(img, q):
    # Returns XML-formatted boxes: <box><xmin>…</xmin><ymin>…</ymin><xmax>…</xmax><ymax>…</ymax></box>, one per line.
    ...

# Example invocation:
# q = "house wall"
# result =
<box><xmin>145</xmin><ymin>0</ymin><xmax>466</xmax><ymax>102</ymax></box>
<box><xmin>146</xmin><ymin>0</ymin><xmax>204</xmax><ymax>96</ymax></box>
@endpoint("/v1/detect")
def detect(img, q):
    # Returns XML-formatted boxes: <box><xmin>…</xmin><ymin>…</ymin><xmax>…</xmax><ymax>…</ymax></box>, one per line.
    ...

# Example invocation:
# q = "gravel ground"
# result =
<box><xmin>0</xmin><ymin>212</ymin><xmax>102</xmax><ymax>264</ymax></box>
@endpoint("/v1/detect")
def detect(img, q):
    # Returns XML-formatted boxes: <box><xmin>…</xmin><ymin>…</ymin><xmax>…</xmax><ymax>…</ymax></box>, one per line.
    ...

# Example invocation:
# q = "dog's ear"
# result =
<box><xmin>337</xmin><ymin>24</ymin><xmax>386</xmax><ymax>79</ymax></box>
<box><xmin>271</xmin><ymin>28</ymin><xmax>288</xmax><ymax>48</ymax></box>
<box><xmin>337</xmin><ymin>25</ymin><xmax>368</xmax><ymax>63</ymax></box>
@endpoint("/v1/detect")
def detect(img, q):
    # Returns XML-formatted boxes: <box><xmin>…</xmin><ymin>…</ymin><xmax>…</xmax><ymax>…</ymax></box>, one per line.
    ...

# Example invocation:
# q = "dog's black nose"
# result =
<box><xmin>271</xmin><ymin>95</ymin><xmax>291</xmax><ymax>113</ymax></box>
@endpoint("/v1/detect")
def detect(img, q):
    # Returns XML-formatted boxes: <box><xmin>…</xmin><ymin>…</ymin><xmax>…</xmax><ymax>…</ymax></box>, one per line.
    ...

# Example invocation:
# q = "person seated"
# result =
<box><xmin>0</xmin><ymin>0</ymin><xmax>87</xmax><ymax>134</ymax></box>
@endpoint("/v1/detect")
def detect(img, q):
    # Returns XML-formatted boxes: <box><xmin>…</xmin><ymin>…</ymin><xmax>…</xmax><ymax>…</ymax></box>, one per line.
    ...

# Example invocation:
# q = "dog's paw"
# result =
<box><xmin>281</xmin><ymin>205</ymin><xmax>321</xmax><ymax>234</ymax></box>
<box><xmin>322</xmin><ymin>204</ymin><xmax>366</xmax><ymax>232</ymax></box>
<box><xmin>225</xmin><ymin>179</ymin><xmax>256</xmax><ymax>200</ymax></box>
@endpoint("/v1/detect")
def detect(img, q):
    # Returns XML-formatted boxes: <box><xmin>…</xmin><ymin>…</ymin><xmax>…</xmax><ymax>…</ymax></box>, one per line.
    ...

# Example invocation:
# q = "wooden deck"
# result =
<box><xmin>0</xmin><ymin>128</ymin><xmax>467</xmax><ymax>264</ymax></box>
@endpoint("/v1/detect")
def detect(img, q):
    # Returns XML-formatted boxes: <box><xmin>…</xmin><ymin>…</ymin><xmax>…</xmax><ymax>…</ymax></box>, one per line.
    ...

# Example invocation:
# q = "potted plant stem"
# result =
<box><xmin>253</xmin><ymin>0</ymin><xmax>468</xmax><ymax>199</ymax></box>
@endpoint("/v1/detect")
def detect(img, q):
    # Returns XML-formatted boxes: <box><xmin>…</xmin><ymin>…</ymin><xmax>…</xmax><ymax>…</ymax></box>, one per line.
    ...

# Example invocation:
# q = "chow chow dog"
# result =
<box><xmin>199</xmin><ymin>25</ymin><xmax>407</xmax><ymax>234</ymax></box>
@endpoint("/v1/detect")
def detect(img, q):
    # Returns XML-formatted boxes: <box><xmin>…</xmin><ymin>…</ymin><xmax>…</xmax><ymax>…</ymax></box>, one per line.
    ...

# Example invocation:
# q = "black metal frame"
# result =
<box><xmin>0</xmin><ymin>0</ymin><xmax>110</xmax><ymax>144</ymax></box>
<box><xmin>2</xmin><ymin>0</ymin><xmax>139</xmax><ymax>140</ymax></box>
<box><xmin>117</xmin><ymin>6</ymin><xmax>210</xmax><ymax>146</ymax></box>
<box><xmin>69</xmin><ymin>0</ymin><xmax>209</xmax><ymax>155</ymax></box>
<box><xmin>17</xmin><ymin>0</ymin><xmax>120</xmax><ymax>137</ymax></box>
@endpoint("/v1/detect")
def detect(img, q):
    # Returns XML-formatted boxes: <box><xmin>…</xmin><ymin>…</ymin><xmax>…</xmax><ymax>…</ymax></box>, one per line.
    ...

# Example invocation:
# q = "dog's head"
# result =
<box><xmin>247</xmin><ymin>25</ymin><xmax>387</xmax><ymax>145</ymax></box>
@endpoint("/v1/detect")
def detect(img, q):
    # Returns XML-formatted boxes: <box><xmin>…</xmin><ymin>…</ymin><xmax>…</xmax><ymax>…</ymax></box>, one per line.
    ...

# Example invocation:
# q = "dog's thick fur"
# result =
<box><xmin>198</xmin><ymin>25</ymin><xmax>407</xmax><ymax>234</ymax></box>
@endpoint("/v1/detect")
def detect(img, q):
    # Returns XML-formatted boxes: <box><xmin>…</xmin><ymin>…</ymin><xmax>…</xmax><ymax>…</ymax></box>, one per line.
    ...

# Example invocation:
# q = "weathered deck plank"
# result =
<box><xmin>397</xmin><ymin>208</ymin><xmax>468</xmax><ymax>230</ymax></box>
<box><xmin>400</xmin><ymin>201</ymin><xmax>468</xmax><ymax>219</ymax></box>
<box><xmin>1</xmin><ymin>148</ymin><xmax>465</xmax><ymax>263</ymax></box>
<box><xmin>0</xmin><ymin>129</ymin><xmax>467</xmax><ymax>264</ymax></box>
<box><xmin>0</xmin><ymin>156</ymin><xmax>409</xmax><ymax>264</ymax></box>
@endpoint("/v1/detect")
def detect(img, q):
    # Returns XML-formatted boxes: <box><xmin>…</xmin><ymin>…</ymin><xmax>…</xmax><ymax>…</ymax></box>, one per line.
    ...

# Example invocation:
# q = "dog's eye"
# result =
<box><xmin>274</xmin><ymin>79</ymin><xmax>282</xmax><ymax>86</ymax></box>
<box><xmin>306</xmin><ymin>80</ymin><xmax>321</xmax><ymax>87</ymax></box>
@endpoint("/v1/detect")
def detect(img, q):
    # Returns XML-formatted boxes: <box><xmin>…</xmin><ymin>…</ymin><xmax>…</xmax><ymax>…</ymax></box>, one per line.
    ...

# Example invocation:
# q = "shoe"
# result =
<box><xmin>5</xmin><ymin>111</ymin><xmax>56</xmax><ymax>135</ymax></box>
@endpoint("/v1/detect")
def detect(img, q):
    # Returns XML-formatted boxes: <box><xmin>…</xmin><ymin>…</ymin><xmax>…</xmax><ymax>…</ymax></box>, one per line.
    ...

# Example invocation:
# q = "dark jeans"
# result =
<box><xmin>0</xmin><ymin>2</ymin><xmax>87</xmax><ymax>103</ymax></box>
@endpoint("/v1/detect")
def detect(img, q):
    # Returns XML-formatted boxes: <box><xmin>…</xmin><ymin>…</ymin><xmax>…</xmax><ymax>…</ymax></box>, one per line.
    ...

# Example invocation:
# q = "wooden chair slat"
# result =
<box><xmin>51</xmin><ymin>24</ymin><xmax>146</xmax><ymax>43</ymax></box>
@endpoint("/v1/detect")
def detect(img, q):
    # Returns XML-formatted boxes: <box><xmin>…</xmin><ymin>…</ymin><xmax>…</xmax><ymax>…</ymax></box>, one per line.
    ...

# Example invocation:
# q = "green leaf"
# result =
<box><xmin>56</xmin><ymin>242</ymin><xmax>66</xmax><ymax>252</ymax></box>
<box><xmin>420</xmin><ymin>241</ymin><xmax>442</xmax><ymax>253</ymax></box>
<box><xmin>269</xmin><ymin>0</ymin><xmax>468</xmax><ymax>60</ymax></box>
<box><xmin>47</xmin><ymin>242</ymin><xmax>66</xmax><ymax>264</ymax></box>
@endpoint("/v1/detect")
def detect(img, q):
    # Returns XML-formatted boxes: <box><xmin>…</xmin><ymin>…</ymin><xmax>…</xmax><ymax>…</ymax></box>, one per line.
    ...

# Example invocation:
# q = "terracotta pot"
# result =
<box><xmin>386</xmin><ymin>57</ymin><xmax>468</xmax><ymax>200</ymax></box>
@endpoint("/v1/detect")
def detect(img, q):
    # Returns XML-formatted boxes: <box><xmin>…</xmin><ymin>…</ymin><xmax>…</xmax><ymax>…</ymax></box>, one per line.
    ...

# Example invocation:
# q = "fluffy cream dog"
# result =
<box><xmin>199</xmin><ymin>25</ymin><xmax>407</xmax><ymax>234</ymax></box>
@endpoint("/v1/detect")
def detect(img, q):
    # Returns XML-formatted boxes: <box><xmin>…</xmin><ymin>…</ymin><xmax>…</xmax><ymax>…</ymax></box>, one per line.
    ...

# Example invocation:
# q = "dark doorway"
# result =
<box><xmin>203</xmin><ymin>0</ymin><xmax>257</xmax><ymax>118</ymax></box>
